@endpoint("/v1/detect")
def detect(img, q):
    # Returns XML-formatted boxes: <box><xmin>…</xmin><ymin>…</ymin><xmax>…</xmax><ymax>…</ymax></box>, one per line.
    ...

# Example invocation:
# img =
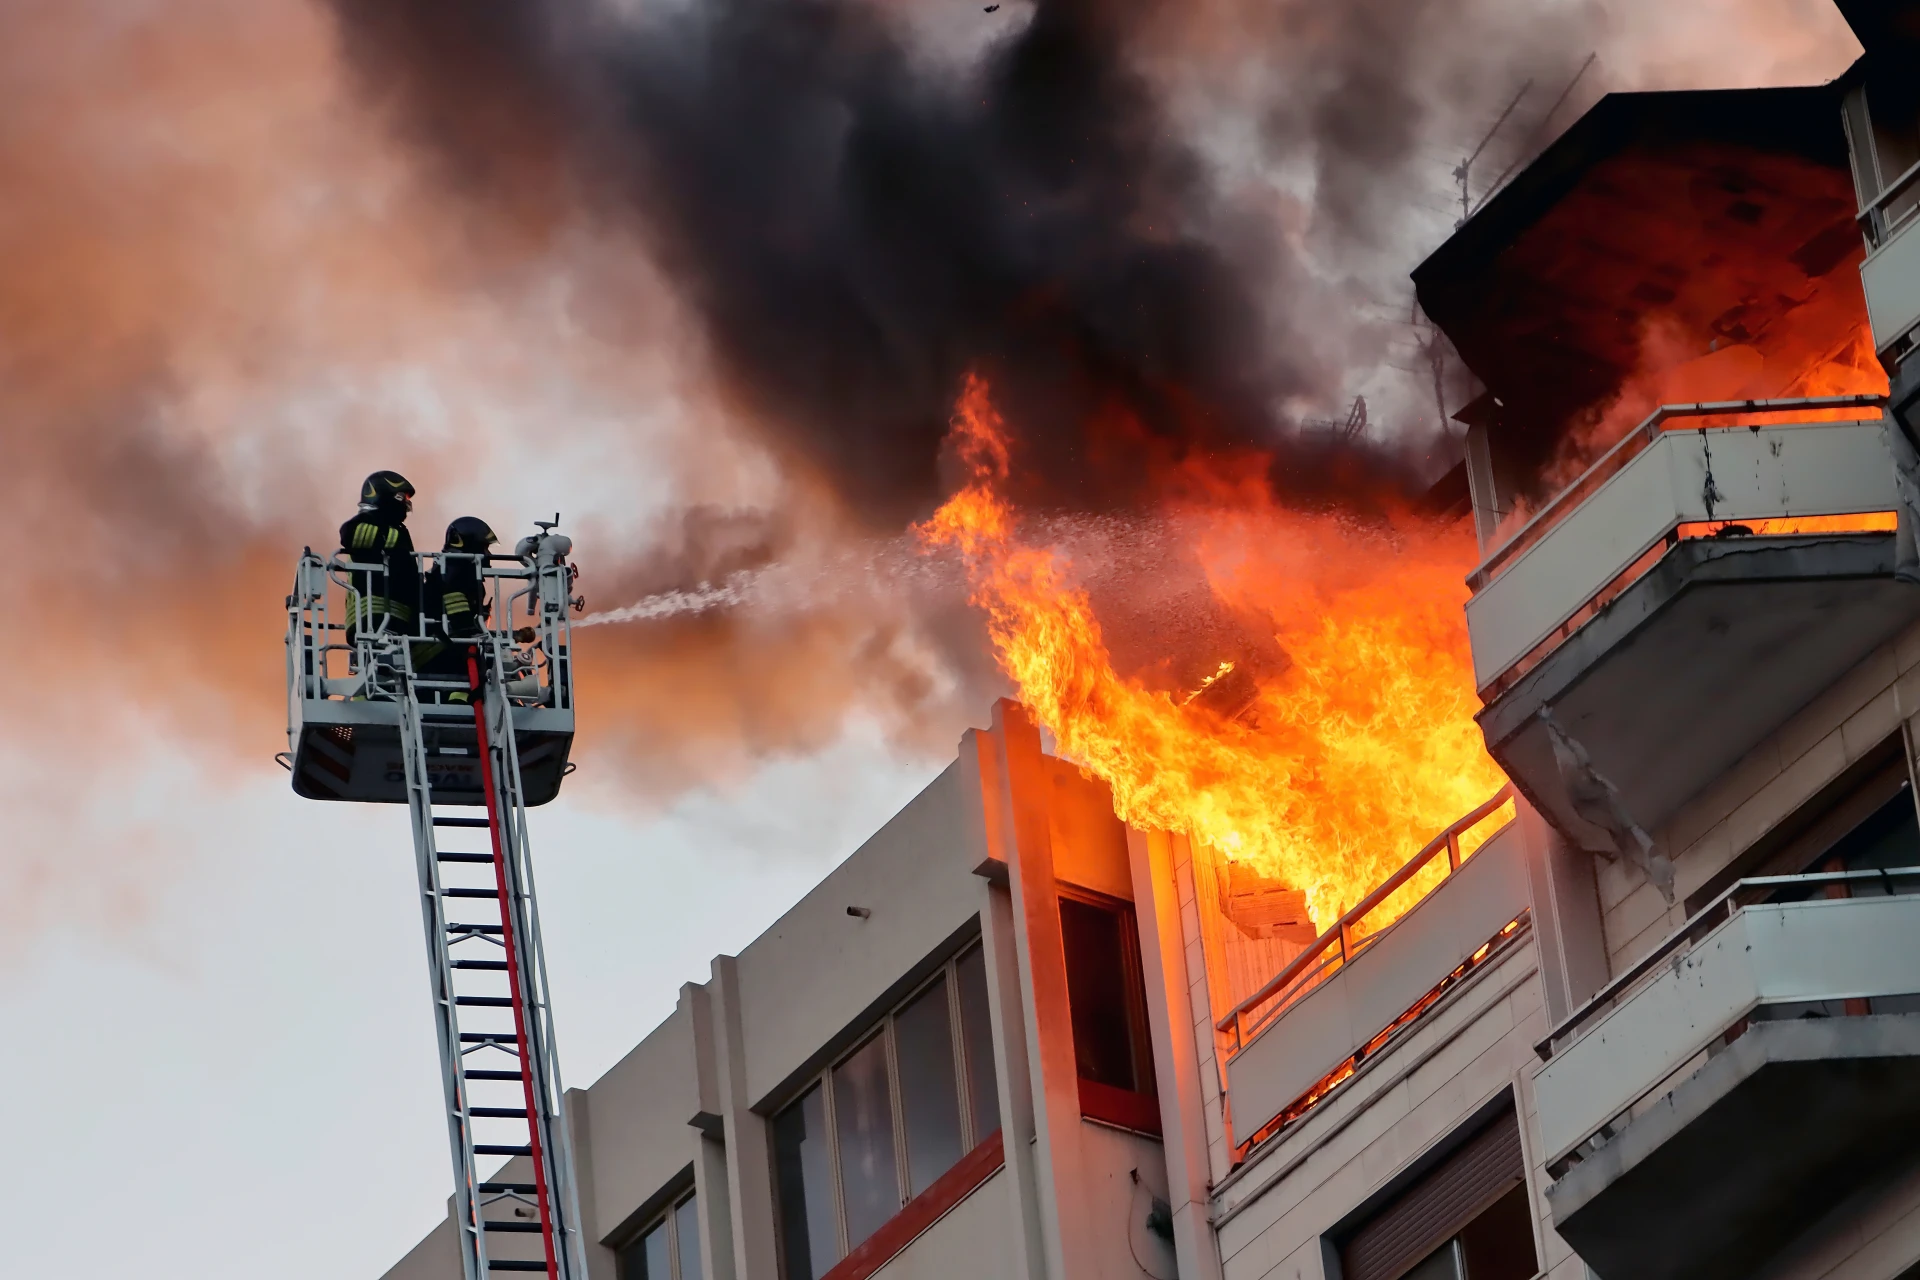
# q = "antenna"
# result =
<box><xmin>1472</xmin><ymin>53</ymin><xmax>1598</xmax><ymax>218</ymax></box>
<box><xmin>1455</xmin><ymin>80</ymin><xmax>1533</xmax><ymax>226</ymax></box>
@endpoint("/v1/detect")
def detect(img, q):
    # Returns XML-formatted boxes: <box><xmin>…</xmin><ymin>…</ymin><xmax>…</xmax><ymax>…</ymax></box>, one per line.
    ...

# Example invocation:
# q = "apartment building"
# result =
<box><xmin>382</xmin><ymin>4</ymin><xmax>1920</xmax><ymax>1278</ymax></box>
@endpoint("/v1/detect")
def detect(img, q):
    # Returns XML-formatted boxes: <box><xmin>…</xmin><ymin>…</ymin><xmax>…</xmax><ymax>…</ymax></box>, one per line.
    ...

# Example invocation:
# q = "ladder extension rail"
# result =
<box><xmin>472</xmin><ymin>637</ymin><xmax>589</xmax><ymax>1279</ymax></box>
<box><xmin>396</xmin><ymin>645</ymin><xmax>493</xmax><ymax>1276</ymax></box>
<box><xmin>483</xmin><ymin>640</ymin><xmax>587</xmax><ymax>1280</ymax></box>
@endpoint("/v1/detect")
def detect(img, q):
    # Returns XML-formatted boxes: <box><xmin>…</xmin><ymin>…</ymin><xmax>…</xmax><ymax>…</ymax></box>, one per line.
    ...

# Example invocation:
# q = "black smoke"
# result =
<box><xmin>325</xmin><ymin>0</ymin><xmax>1540</xmax><ymax>524</ymax></box>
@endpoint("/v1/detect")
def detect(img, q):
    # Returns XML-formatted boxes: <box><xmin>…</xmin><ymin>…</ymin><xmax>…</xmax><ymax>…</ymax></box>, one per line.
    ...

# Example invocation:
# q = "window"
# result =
<box><xmin>1338</xmin><ymin>1109</ymin><xmax>1538</xmax><ymax>1280</ymax></box>
<box><xmin>618</xmin><ymin>1191</ymin><xmax>703</xmax><ymax>1280</ymax></box>
<box><xmin>771</xmin><ymin>942</ymin><xmax>1002</xmax><ymax>1280</ymax></box>
<box><xmin>1059</xmin><ymin>893</ymin><xmax>1158</xmax><ymax>1130</ymax></box>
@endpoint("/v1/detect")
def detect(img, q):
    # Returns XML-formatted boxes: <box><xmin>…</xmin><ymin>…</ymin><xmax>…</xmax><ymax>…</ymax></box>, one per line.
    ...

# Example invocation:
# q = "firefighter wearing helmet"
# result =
<box><xmin>418</xmin><ymin>516</ymin><xmax>500</xmax><ymax>703</ymax></box>
<box><xmin>338</xmin><ymin>471</ymin><xmax>420</xmax><ymax>642</ymax></box>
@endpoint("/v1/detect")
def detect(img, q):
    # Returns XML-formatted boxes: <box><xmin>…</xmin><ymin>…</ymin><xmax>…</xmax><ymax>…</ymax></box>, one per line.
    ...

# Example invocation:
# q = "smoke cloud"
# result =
<box><xmin>323</xmin><ymin>0</ymin><xmax>1614</xmax><ymax>522</ymax></box>
<box><xmin>0</xmin><ymin>0</ymin><xmax>1865</xmax><ymax>928</ymax></box>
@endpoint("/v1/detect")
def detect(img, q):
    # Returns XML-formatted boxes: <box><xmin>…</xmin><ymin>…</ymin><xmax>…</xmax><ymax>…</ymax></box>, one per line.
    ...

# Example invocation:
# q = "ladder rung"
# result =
<box><xmin>481</xmin><ymin>1220</ymin><xmax>543</xmax><ymax>1233</ymax></box>
<box><xmin>439</xmin><ymin>852</ymin><xmax>494</xmax><ymax>864</ymax></box>
<box><xmin>486</xmin><ymin>1263</ymin><xmax>549</xmax><ymax>1273</ymax></box>
<box><xmin>457</xmin><ymin>996</ymin><xmax>515</xmax><ymax>1008</ymax></box>
<box><xmin>461</xmin><ymin>1032</ymin><xmax>520</xmax><ymax>1044</ymax></box>
<box><xmin>434</xmin><ymin>816</ymin><xmax>492</xmax><ymax>828</ymax></box>
<box><xmin>443</xmin><ymin>887</ymin><xmax>501</xmax><ymax>899</ymax></box>
<box><xmin>450</xmin><ymin>924</ymin><xmax>505</xmax><ymax>934</ymax></box>
<box><xmin>467</xmin><ymin>1070</ymin><xmax>527</xmax><ymax>1082</ymax></box>
<box><xmin>475</xmin><ymin>1144</ymin><xmax>533</xmax><ymax>1156</ymax></box>
<box><xmin>478</xmin><ymin>1183</ymin><xmax>538</xmax><ymax>1194</ymax></box>
<box><xmin>453</xmin><ymin>960</ymin><xmax>511</xmax><ymax>971</ymax></box>
<box><xmin>469</xmin><ymin>1106</ymin><xmax>529</xmax><ymax>1119</ymax></box>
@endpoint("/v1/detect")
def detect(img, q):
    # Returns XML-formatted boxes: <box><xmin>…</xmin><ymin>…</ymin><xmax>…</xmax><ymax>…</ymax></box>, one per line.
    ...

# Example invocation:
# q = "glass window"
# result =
<box><xmin>770</xmin><ymin>938</ymin><xmax>1001</xmax><ymax>1280</ymax></box>
<box><xmin>895</xmin><ymin>974</ymin><xmax>964</xmax><ymax>1198</ymax></box>
<box><xmin>618</xmin><ymin>1195</ymin><xmax>703</xmax><ymax>1280</ymax></box>
<box><xmin>773</xmin><ymin>1084</ymin><xmax>840</xmax><ymax>1280</ymax></box>
<box><xmin>1059</xmin><ymin>896</ymin><xmax>1144</xmax><ymax>1092</ymax></box>
<box><xmin>1404</xmin><ymin>1242</ymin><xmax>1464</xmax><ymax>1280</ymax></box>
<box><xmin>674</xmin><ymin>1194</ymin><xmax>704</xmax><ymax>1280</ymax></box>
<box><xmin>955</xmin><ymin>943</ymin><xmax>1000</xmax><ymax>1138</ymax></box>
<box><xmin>834</xmin><ymin>1034</ymin><xmax>901</xmax><ymax>1250</ymax></box>
<box><xmin>619</xmin><ymin>1221</ymin><xmax>670</xmax><ymax>1280</ymax></box>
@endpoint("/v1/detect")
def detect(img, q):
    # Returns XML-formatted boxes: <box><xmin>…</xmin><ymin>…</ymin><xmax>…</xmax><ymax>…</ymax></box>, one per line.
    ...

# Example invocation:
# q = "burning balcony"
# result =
<box><xmin>1532</xmin><ymin>868</ymin><xmax>1920</xmax><ymax>1280</ymax></box>
<box><xmin>1414</xmin><ymin>77</ymin><xmax>1915</xmax><ymax>849</ymax></box>
<box><xmin>1214</xmin><ymin>789</ymin><xmax>1526</xmax><ymax>1148</ymax></box>
<box><xmin>1465</xmin><ymin>397</ymin><xmax>1915</xmax><ymax>844</ymax></box>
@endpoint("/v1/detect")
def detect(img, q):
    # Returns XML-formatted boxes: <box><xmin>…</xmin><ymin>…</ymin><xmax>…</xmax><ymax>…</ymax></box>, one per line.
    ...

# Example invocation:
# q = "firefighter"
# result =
<box><xmin>338</xmin><ymin>471</ymin><xmax>420</xmax><ymax>645</ymax></box>
<box><xmin>419</xmin><ymin>517</ymin><xmax>499</xmax><ymax>703</ymax></box>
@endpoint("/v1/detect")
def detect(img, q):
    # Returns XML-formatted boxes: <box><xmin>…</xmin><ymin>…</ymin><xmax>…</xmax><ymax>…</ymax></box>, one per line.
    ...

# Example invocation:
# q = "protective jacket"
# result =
<box><xmin>338</xmin><ymin>507</ymin><xmax>420</xmax><ymax>634</ymax></box>
<box><xmin>425</xmin><ymin>555</ymin><xmax>487</xmax><ymax>639</ymax></box>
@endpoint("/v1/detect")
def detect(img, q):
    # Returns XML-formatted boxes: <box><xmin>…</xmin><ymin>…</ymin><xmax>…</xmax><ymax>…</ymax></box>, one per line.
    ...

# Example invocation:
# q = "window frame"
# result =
<box><xmin>771</xmin><ymin>938</ymin><xmax>1001</xmax><ymax>1277</ymax></box>
<box><xmin>1056</xmin><ymin>886</ymin><xmax>1160</xmax><ymax>1129</ymax></box>
<box><xmin>616</xmin><ymin>1187</ymin><xmax>700</xmax><ymax>1280</ymax></box>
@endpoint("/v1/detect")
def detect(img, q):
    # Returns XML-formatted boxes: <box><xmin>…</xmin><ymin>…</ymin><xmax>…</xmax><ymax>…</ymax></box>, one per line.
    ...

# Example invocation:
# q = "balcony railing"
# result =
<box><xmin>1859</xmin><ymin>155</ymin><xmax>1920</xmax><ymax>251</ymax></box>
<box><xmin>1532</xmin><ymin>866</ymin><xmax>1920</xmax><ymax>1169</ymax></box>
<box><xmin>1464</xmin><ymin>397</ymin><xmax>1892</xmax><ymax>692</ymax></box>
<box><xmin>1860</xmin><ymin>157</ymin><xmax>1920</xmax><ymax>358</ymax></box>
<box><xmin>1217</xmin><ymin>784</ymin><xmax>1516</xmax><ymax>1055</ymax></box>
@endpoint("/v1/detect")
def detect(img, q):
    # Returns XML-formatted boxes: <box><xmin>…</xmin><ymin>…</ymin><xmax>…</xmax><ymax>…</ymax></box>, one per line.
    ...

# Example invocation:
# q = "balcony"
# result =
<box><xmin>1532</xmin><ymin>870</ymin><xmax>1920</xmax><ymax>1280</ymax></box>
<box><xmin>1466</xmin><ymin>397</ymin><xmax>1916</xmax><ymax>843</ymax></box>
<box><xmin>1860</xmin><ymin>158</ymin><xmax>1920</xmax><ymax>362</ymax></box>
<box><xmin>1218</xmin><ymin>791</ymin><xmax>1528</xmax><ymax>1146</ymax></box>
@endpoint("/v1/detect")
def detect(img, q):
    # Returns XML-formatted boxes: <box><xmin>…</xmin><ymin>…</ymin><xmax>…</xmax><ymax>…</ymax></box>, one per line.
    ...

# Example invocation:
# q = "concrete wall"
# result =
<box><xmin>578</xmin><ymin>999</ymin><xmax>700</xmax><ymax>1244</ymax></box>
<box><xmin>1602</xmin><ymin>614</ymin><xmax>1920</xmax><ymax>976</ymax></box>
<box><xmin>733</xmin><ymin>758</ymin><xmax>990</xmax><ymax>1106</ymax></box>
<box><xmin>1078</xmin><ymin>1122</ymin><xmax>1179</xmax><ymax>1280</ymax></box>
<box><xmin>868</xmin><ymin>1170</ymin><xmax>1020</xmax><ymax>1280</ymax></box>
<box><xmin>1208</xmin><ymin>940</ymin><xmax>1582</xmax><ymax>1280</ymax></box>
<box><xmin>381</xmin><ymin>1208</ymin><xmax>460</xmax><ymax>1280</ymax></box>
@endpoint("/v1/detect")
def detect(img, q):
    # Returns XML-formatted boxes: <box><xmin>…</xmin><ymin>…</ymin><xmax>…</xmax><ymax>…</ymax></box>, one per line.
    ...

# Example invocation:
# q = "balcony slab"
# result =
<box><xmin>1548</xmin><ymin>1013</ymin><xmax>1920</xmax><ymax>1280</ymax></box>
<box><xmin>1478</xmin><ymin>533</ymin><xmax>1920</xmax><ymax>846</ymax></box>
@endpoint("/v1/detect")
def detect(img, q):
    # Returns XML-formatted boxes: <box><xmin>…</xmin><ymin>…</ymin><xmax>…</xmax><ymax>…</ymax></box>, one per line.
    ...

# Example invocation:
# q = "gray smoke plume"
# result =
<box><xmin>323</xmin><ymin>0</ymin><xmax>1622</xmax><ymax>524</ymax></box>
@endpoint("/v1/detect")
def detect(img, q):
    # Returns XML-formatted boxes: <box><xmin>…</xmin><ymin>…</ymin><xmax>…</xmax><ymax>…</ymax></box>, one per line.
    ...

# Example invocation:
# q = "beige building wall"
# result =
<box><xmin>1601</xmin><ymin>616</ymin><xmax>1920</xmax><ymax>974</ymax></box>
<box><xmin>1207</xmin><ymin>937</ymin><xmax>1567</xmax><ymax>1280</ymax></box>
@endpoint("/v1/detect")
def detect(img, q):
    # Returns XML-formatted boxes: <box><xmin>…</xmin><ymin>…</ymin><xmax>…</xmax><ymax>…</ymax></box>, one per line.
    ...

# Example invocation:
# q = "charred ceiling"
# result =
<box><xmin>1413</xmin><ymin>85</ymin><xmax>1864</xmax><ymax>496</ymax></box>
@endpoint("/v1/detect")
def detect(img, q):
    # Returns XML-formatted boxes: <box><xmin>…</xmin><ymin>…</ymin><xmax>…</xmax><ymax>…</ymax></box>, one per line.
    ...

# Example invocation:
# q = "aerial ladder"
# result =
<box><xmin>283</xmin><ymin>523</ymin><xmax>588</xmax><ymax>1278</ymax></box>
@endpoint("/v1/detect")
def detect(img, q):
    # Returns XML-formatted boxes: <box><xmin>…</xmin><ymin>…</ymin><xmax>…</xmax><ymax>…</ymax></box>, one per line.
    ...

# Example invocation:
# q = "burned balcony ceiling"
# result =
<box><xmin>1413</xmin><ymin>86</ymin><xmax>1864</xmax><ymax>495</ymax></box>
<box><xmin>1835</xmin><ymin>0</ymin><xmax>1920</xmax><ymax>52</ymax></box>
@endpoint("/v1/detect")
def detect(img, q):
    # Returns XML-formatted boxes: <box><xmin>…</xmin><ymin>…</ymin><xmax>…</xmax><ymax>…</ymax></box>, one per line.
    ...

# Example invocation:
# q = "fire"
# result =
<box><xmin>922</xmin><ymin>374</ymin><xmax>1509</xmax><ymax>930</ymax></box>
<box><xmin>1510</xmin><ymin>319</ymin><xmax>1890</xmax><ymax>535</ymax></box>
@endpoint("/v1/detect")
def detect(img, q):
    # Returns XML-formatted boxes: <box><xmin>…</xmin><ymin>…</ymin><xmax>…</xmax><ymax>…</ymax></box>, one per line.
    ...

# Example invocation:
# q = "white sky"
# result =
<box><xmin>0</xmin><ymin>725</ymin><xmax>942</xmax><ymax>1279</ymax></box>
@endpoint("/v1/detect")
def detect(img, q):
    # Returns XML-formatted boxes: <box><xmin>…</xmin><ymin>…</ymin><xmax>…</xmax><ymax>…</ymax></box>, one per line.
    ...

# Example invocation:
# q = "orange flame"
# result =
<box><xmin>923</xmin><ymin>374</ymin><xmax>1509</xmax><ymax>930</ymax></box>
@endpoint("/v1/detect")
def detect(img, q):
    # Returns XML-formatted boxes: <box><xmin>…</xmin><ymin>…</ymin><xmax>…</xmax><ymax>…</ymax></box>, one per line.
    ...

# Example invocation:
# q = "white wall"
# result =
<box><xmin>576</xmin><ymin>997</ymin><xmax>700</xmax><ymax>1243</ymax></box>
<box><xmin>1209</xmin><ymin>942</ymin><xmax>1583</xmax><ymax>1280</ymax></box>
<box><xmin>380</xmin><ymin>1208</ymin><xmax>460</xmax><ymax>1280</ymax></box>
<box><xmin>868</xmin><ymin>1170</ymin><xmax>1020</xmax><ymax>1280</ymax></box>
<box><xmin>1078</xmin><ymin>1122</ymin><xmax>1179</xmax><ymax>1280</ymax></box>
<box><xmin>733</xmin><ymin>759</ymin><xmax>989</xmax><ymax>1105</ymax></box>
<box><xmin>1607</xmin><ymin>615</ymin><xmax>1920</xmax><ymax>976</ymax></box>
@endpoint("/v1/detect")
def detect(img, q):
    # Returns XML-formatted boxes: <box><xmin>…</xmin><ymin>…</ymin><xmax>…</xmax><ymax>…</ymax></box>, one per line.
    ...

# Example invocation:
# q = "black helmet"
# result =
<box><xmin>444</xmin><ymin>516</ymin><xmax>498</xmax><ymax>552</ymax></box>
<box><xmin>360</xmin><ymin>471</ymin><xmax>415</xmax><ymax>515</ymax></box>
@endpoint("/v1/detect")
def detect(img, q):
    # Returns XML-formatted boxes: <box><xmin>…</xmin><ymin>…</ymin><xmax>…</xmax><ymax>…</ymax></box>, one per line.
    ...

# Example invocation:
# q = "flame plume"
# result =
<box><xmin>923</xmin><ymin>374</ymin><xmax>1509</xmax><ymax>930</ymax></box>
